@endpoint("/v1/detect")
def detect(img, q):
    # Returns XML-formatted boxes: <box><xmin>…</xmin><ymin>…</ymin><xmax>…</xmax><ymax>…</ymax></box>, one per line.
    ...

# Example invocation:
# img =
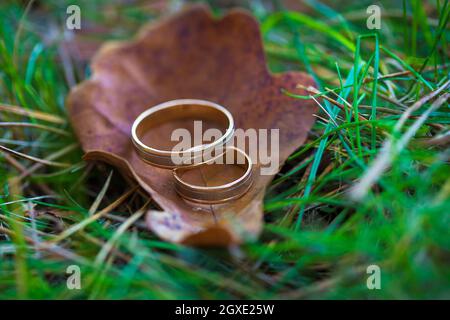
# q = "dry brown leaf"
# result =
<box><xmin>67</xmin><ymin>5</ymin><xmax>316</xmax><ymax>246</ymax></box>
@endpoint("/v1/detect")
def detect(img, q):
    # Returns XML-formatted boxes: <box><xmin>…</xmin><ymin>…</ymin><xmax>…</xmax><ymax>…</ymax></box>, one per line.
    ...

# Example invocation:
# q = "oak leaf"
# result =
<box><xmin>67</xmin><ymin>5</ymin><xmax>316</xmax><ymax>246</ymax></box>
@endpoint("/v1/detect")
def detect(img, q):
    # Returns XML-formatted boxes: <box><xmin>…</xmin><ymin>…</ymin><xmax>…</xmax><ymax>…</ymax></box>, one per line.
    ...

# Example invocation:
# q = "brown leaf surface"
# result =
<box><xmin>67</xmin><ymin>5</ymin><xmax>316</xmax><ymax>246</ymax></box>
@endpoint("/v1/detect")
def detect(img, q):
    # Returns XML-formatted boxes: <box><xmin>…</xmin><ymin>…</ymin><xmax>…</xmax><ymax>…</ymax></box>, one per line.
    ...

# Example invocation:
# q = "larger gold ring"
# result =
<box><xmin>131</xmin><ymin>99</ymin><xmax>234</xmax><ymax>168</ymax></box>
<box><xmin>173</xmin><ymin>146</ymin><xmax>253</xmax><ymax>204</ymax></box>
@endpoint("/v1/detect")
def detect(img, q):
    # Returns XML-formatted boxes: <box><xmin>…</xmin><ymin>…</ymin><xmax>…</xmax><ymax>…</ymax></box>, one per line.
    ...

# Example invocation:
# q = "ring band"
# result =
<box><xmin>131</xmin><ymin>99</ymin><xmax>234</xmax><ymax>168</ymax></box>
<box><xmin>173</xmin><ymin>146</ymin><xmax>253</xmax><ymax>204</ymax></box>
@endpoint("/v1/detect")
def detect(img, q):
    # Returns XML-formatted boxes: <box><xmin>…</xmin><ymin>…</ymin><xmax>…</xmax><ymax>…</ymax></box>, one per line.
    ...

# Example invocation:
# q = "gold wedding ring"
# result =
<box><xmin>131</xmin><ymin>99</ymin><xmax>234</xmax><ymax>168</ymax></box>
<box><xmin>132</xmin><ymin>99</ymin><xmax>253</xmax><ymax>203</ymax></box>
<box><xmin>173</xmin><ymin>146</ymin><xmax>253</xmax><ymax>204</ymax></box>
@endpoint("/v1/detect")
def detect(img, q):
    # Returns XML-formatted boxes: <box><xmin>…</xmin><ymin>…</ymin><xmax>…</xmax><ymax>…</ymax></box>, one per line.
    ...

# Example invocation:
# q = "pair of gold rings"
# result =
<box><xmin>131</xmin><ymin>99</ymin><xmax>253</xmax><ymax>204</ymax></box>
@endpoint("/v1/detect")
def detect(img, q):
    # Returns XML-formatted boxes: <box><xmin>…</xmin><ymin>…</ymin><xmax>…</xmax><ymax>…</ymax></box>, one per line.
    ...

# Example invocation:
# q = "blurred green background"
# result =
<box><xmin>0</xmin><ymin>0</ymin><xmax>449</xmax><ymax>299</ymax></box>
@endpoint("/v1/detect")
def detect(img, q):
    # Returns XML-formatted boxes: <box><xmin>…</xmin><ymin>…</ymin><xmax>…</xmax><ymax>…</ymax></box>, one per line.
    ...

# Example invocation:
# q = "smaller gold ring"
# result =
<box><xmin>173</xmin><ymin>146</ymin><xmax>253</xmax><ymax>204</ymax></box>
<box><xmin>131</xmin><ymin>99</ymin><xmax>234</xmax><ymax>168</ymax></box>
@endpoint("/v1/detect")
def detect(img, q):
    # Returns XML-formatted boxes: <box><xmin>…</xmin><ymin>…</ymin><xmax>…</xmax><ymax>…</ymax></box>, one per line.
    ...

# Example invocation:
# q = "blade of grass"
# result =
<box><xmin>0</xmin><ymin>103</ymin><xmax>65</xmax><ymax>124</ymax></box>
<box><xmin>0</xmin><ymin>144</ymin><xmax>71</xmax><ymax>167</ymax></box>
<box><xmin>48</xmin><ymin>186</ymin><xmax>138</xmax><ymax>244</ymax></box>
<box><xmin>88</xmin><ymin>170</ymin><xmax>113</xmax><ymax>216</ymax></box>
<box><xmin>0</xmin><ymin>122</ymin><xmax>70</xmax><ymax>136</ymax></box>
<box><xmin>94</xmin><ymin>201</ymin><xmax>149</xmax><ymax>266</ymax></box>
<box><xmin>351</xmin><ymin>91</ymin><xmax>449</xmax><ymax>200</ymax></box>
<box><xmin>262</xmin><ymin>12</ymin><xmax>356</xmax><ymax>52</ymax></box>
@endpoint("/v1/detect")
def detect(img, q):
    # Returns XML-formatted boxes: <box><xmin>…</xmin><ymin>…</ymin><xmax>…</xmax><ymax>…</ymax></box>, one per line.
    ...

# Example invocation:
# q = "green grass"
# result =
<box><xmin>0</xmin><ymin>0</ymin><xmax>449</xmax><ymax>299</ymax></box>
